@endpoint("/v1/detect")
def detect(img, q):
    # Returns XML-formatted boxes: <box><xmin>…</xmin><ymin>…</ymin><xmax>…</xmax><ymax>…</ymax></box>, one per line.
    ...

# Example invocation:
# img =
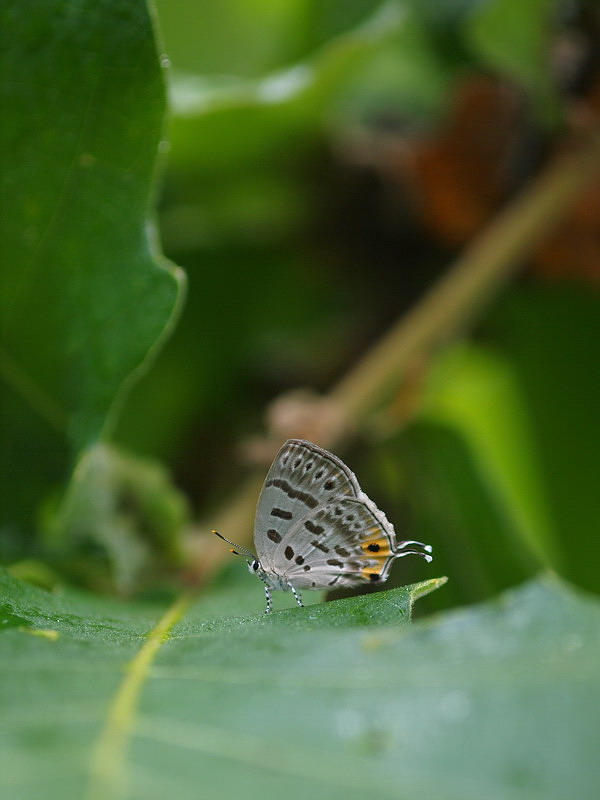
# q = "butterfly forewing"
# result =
<box><xmin>254</xmin><ymin>439</ymin><xmax>361</xmax><ymax>570</ymax></box>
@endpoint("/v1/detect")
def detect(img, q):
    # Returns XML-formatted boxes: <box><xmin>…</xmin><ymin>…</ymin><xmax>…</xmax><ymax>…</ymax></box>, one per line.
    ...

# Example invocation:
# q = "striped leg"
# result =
<box><xmin>288</xmin><ymin>583</ymin><xmax>304</xmax><ymax>608</ymax></box>
<box><xmin>263</xmin><ymin>583</ymin><xmax>273</xmax><ymax>614</ymax></box>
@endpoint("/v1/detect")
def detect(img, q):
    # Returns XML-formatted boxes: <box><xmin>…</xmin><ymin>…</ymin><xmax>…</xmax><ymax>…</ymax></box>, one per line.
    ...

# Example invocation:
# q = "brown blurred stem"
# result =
<box><xmin>189</xmin><ymin>127</ymin><xmax>600</xmax><ymax>576</ymax></box>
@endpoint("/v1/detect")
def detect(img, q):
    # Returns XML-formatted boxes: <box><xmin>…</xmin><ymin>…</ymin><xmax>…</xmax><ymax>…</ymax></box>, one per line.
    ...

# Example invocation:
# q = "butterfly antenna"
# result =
<box><xmin>212</xmin><ymin>530</ymin><xmax>256</xmax><ymax>559</ymax></box>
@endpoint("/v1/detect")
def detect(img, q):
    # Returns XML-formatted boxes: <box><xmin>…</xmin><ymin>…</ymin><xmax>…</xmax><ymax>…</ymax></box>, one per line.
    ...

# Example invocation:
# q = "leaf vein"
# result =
<box><xmin>85</xmin><ymin>590</ymin><xmax>193</xmax><ymax>800</ymax></box>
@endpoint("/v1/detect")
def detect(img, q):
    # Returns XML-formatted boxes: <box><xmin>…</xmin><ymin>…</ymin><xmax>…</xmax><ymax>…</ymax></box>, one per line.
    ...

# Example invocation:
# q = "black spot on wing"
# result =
<box><xmin>284</xmin><ymin>546</ymin><xmax>294</xmax><ymax>560</ymax></box>
<box><xmin>327</xmin><ymin>559</ymin><xmax>344</xmax><ymax>568</ymax></box>
<box><xmin>265</xmin><ymin>478</ymin><xmax>318</xmax><ymax>509</ymax></box>
<box><xmin>270</xmin><ymin>507</ymin><xmax>292</xmax><ymax>520</ymax></box>
<box><xmin>311</xmin><ymin>540</ymin><xmax>329</xmax><ymax>553</ymax></box>
<box><xmin>304</xmin><ymin>520</ymin><xmax>324</xmax><ymax>535</ymax></box>
<box><xmin>267</xmin><ymin>529</ymin><xmax>282</xmax><ymax>543</ymax></box>
<box><xmin>335</xmin><ymin>546</ymin><xmax>350</xmax><ymax>557</ymax></box>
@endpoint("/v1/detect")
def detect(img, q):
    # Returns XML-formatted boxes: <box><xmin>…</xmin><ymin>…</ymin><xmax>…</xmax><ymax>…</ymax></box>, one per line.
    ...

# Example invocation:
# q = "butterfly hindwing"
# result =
<box><xmin>266</xmin><ymin>495</ymin><xmax>399</xmax><ymax>589</ymax></box>
<box><xmin>254</xmin><ymin>439</ymin><xmax>361</xmax><ymax>570</ymax></box>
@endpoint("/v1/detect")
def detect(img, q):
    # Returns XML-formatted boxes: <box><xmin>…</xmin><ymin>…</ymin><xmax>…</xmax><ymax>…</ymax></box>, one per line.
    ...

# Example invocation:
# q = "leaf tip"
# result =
<box><xmin>410</xmin><ymin>576</ymin><xmax>448</xmax><ymax>603</ymax></box>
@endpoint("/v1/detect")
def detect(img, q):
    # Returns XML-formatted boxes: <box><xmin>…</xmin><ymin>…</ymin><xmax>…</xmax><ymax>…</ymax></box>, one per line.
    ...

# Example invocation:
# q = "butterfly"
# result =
<box><xmin>214</xmin><ymin>438</ymin><xmax>432</xmax><ymax>613</ymax></box>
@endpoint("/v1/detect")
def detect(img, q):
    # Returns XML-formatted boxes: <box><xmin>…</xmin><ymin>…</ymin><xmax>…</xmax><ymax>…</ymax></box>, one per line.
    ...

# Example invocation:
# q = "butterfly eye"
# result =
<box><xmin>251</xmin><ymin>560</ymin><xmax>259</xmax><ymax>572</ymax></box>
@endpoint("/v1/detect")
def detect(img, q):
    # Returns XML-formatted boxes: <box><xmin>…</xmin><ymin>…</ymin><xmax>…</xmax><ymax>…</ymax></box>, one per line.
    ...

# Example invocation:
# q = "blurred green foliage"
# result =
<box><xmin>43</xmin><ymin>444</ymin><xmax>188</xmax><ymax>594</ymax></box>
<box><xmin>126</xmin><ymin>0</ymin><xmax>599</xmax><ymax>603</ymax></box>
<box><xmin>2</xmin><ymin>0</ymin><xmax>599</xmax><ymax>604</ymax></box>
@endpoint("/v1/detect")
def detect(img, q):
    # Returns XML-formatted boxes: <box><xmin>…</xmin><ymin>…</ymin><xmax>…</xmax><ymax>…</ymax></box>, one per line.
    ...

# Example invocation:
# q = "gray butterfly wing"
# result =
<box><xmin>254</xmin><ymin>439</ymin><xmax>361</xmax><ymax>570</ymax></box>
<box><xmin>270</xmin><ymin>494</ymin><xmax>402</xmax><ymax>589</ymax></box>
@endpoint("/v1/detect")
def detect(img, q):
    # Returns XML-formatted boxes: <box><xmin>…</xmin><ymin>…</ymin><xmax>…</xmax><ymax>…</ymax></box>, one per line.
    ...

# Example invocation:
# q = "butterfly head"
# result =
<box><xmin>248</xmin><ymin>558</ymin><xmax>261</xmax><ymax>575</ymax></box>
<box><xmin>213</xmin><ymin>531</ymin><xmax>286</xmax><ymax>589</ymax></box>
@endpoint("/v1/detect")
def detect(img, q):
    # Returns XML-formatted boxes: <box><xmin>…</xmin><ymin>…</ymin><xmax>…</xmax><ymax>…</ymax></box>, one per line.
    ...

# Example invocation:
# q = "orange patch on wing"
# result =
<box><xmin>361</xmin><ymin>566</ymin><xmax>382</xmax><ymax>582</ymax></box>
<box><xmin>360</xmin><ymin>537</ymin><xmax>392</xmax><ymax>557</ymax></box>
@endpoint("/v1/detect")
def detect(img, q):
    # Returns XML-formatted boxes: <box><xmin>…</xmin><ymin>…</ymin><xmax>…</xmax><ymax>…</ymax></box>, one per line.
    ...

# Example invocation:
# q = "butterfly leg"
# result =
<box><xmin>288</xmin><ymin>582</ymin><xmax>304</xmax><ymax>608</ymax></box>
<box><xmin>263</xmin><ymin>583</ymin><xmax>273</xmax><ymax>614</ymax></box>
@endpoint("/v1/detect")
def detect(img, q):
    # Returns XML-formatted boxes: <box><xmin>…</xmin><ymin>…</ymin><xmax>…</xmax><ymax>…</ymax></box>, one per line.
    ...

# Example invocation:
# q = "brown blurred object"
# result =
<box><xmin>240</xmin><ymin>389</ymin><xmax>351</xmax><ymax>471</ymax></box>
<box><xmin>533</xmin><ymin>74</ymin><xmax>600</xmax><ymax>284</ymax></box>
<box><xmin>532</xmin><ymin>174</ymin><xmax>600</xmax><ymax>283</ymax></box>
<box><xmin>414</xmin><ymin>76</ymin><xmax>529</xmax><ymax>248</ymax></box>
<box><xmin>413</xmin><ymin>72</ymin><xmax>600</xmax><ymax>283</ymax></box>
<box><xmin>346</xmin><ymin>69</ymin><xmax>600</xmax><ymax>285</ymax></box>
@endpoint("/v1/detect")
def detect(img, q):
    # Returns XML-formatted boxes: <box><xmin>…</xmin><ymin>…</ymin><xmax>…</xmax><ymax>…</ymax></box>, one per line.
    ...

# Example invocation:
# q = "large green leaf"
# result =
<box><xmin>420</xmin><ymin>344</ymin><xmax>558</xmax><ymax>565</ymax></box>
<box><xmin>2</xmin><ymin>568</ymin><xmax>598</xmax><ymax>799</ymax></box>
<box><xmin>0</xmin><ymin>0</ymin><xmax>184</xmax><ymax>535</ymax></box>
<box><xmin>391</xmin><ymin>342</ymin><xmax>559</xmax><ymax>610</ymax></box>
<box><xmin>486</xmin><ymin>286</ymin><xmax>600</xmax><ymax>595</ymax></box>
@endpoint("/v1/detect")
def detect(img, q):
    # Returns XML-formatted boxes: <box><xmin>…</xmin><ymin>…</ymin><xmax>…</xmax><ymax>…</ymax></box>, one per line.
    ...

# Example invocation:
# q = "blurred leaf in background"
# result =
<box><xmin>379</xmin><ymin>342</ymin><xmax>557</xmax><ymax>611</ymax></box>
<box><xmin>115</xmin><ymin>0</ymin><xmax>600</xmax><ymax>606</ymax></box>
<box><xmin>43</xmin><ymin>444</ymin><xmax>188</xmax><ymax>594</ymax></box>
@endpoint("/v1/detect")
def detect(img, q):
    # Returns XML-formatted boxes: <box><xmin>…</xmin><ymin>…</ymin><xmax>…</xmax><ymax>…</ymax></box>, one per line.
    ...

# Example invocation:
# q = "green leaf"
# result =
<box><xmin>2</xmin><ymin>569</ymin><xmax>598</xmax><ymax>799</ymax></box>
<box><xmin>166</xmin><ymin>2</ymin><xmax>449</xmax><ymax>178</ymax></box>
<box><xmin>386</xmin><ymin>342</ymin><xmax>560</xmax><ymax>609</ymax></box>
<box><xmin>391</xmin><ymin>422</ymin><xmax>540</xmax><ymax>609</ymax></box>
<box><xmin>155</xmin><ymin>0</ymin><xmax>310</xmax><ymax>77</ymax></box>
<box><xmin>486</xmin><ymin>286</ymin><xmax>600</xmax><ymax>596</ymax></box>
<box><xmin>0</xmin><ymin>0</ymin><xmax>184</xmax><ymax>535</ymax></box>
<box><xmin>466</xmin><ymin>0</ymin><xmax>560</xmax><ymax>120</ymax></box>
<box><xmin>155</xmin><ymin>0</ymin><xmax>385</xmax><ymax>79</ymax></box>
<box><xmin>420</xmin><ymin>343</ymin><xmax>559</xmax><ymax>568</ymax></box>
